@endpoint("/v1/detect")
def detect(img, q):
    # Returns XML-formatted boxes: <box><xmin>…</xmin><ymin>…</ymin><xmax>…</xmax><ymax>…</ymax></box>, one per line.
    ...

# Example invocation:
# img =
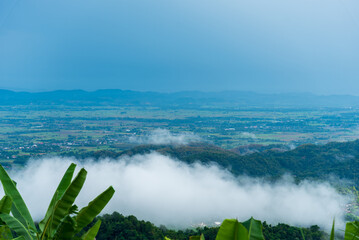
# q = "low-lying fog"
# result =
<box><xmin>129</xmin><ymin>128</ymin><xmax>201</xmax><ymax>145</ymax></box>
<box><xmin>2</xmin><ymin>153</ymin><xmax>349</xmax><ymax>230</ymax></box>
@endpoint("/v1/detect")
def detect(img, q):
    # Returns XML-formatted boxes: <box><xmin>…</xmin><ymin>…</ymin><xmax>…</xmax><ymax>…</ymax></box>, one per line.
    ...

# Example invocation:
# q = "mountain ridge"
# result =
<box><xmin>1</xmin><ymin>89</ymin><xmax>359</xmax><ymax>108</ymax></box>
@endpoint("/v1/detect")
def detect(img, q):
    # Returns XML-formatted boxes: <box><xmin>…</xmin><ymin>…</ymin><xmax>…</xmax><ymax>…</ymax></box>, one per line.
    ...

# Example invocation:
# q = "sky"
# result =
<box><xmin>0</xmin><ymin>0</ymin><xmax>359</xmax><ymax>94</ymax></box>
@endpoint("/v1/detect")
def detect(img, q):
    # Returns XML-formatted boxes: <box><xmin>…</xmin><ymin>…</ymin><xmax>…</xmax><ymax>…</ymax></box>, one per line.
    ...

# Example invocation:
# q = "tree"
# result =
<box><xmin>0</xmin><ymin>163</ymin><xmax>114</xmax><ymax>240</ymax></box>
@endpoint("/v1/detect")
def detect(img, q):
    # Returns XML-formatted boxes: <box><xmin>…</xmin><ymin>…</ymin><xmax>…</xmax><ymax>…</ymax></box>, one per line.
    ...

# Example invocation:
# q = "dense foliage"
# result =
<box><xmin>91</xmin><ymin>212</ymin><xmax>325</xmax><ymax>240</ymax></box>
<box><xmin>117</xmin><ymin>140</ymin><xmax>359</xmax><ymax>185</ymax></box>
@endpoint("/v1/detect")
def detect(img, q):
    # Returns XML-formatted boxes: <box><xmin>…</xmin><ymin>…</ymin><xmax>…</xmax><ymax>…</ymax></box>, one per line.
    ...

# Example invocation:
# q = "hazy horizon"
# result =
<box><xmin>2</xmin><ymin>87</ymin><xmax>359</xmax><ymax>97</ymax></box>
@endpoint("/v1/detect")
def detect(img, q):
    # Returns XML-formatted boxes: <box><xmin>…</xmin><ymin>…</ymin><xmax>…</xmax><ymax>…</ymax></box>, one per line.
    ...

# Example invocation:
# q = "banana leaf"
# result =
<box><xmin>0</xmin><ymin>225</ymin><xmax>13</xmax><ymax>239</ymax></box>
<box><xmin>0</xmin><ymin>165</ymin><xmax>36</xmax><ymax>231</ymax></box>
<box><xmin>242</xmin><ymin>217</ymin><xmax>265</xmax><ymax>240</ymax></box>
<box><xmin>39</xmin><ymin>163</ymin><xmax>76</xmax><ymax>231</ymax></box>
<box><xmin>215</xmin><ymin>219</ymin><xmax>248</xmax><ymax>240</ymax></box>
<box><xmin>0</xmin><ymin>196</ymin><xmax>12</xmax><ymax>214</ymax></box>
<box><xmin>81</xmin><ymin>219</ymin><xmax>101</xmax><ymax>240</ymax></box>
<box><xmin>11</xmin><ymin>204</ymin><xmax>30</xmax><ymax>233</ymax></box>
<box><xmin>344</xmin><ymin>221</ymin><xmax>359</xmax><ymax>240</ymax></box>
<box><xmin>0</xmin><ymin>195</ymin><xmax>13</xmax><ymax>238</ymax></box>
<box><xmin>189</xmin><ymin>233</ymin><xmax>205</xmax><ymax>240</ymax></box>
<box><xmin>0</xmin><ymin>213</ymin><xmax>33</xmax><ymax>240</ymax></box>
<box><xmin>300</xmin><ymin>229</ymin><xmax>305</xmax><ymax>240</ymax></box>
<box><xmin>330</xmin><ymin>219</ymin><xmax>335</xmax><ymax>240</ymax></box>
<box><xmin>75</xmin><ymin>186</ymin><xmax>115</xmax><ymax>233</ymax></box>
<box><xmin>52</xmin><ymin>215</ymin><xmax>76</xmax><ymax>240</ymax></box>
<box><xmin>41</xmin><ymin>168</ymin><xmax>87</xmax><ymax>238</ymax></box>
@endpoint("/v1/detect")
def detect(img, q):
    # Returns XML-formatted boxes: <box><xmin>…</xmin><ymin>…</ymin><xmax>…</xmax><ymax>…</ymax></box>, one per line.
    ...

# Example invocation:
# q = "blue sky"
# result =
<box><xmin>0</xmin><ymin>0</ymin><xmax>359</xmax><ymax>94</ymax></box>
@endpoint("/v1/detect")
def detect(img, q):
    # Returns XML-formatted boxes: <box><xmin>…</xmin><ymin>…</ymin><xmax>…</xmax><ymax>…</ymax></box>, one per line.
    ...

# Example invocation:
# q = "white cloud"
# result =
<box><xmin>240</xmin><ymin>132</ymin><xmax>257</xmax><ymax>139</ymax></box>
<box><xmin>129</xmin><ymin>129</ymin><xmax>201</xmax><ymax>145</ymax></box>
<box><xmin>1</xmin><ymin>153</ymin><xmax>348</xmax><ymax>230</ymax></box>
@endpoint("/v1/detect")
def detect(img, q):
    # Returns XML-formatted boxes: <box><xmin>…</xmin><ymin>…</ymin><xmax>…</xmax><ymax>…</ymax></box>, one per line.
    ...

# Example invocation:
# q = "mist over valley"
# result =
<box><xmin>1</xmin><ymin>0</ymin><xmax>359</xmax><ymax>238</ymax></box>
<box><xmin>1</xmin><ymin>127</ymin><xmax>359</xmax><ymax>231</ymax></box>
<box><xmin>4</xmin><ymin>152</ymin><xmax>349</xmax><ymax>230</ymax></box>
<box><xmin>1</xmin><ymin>100</ymin><xmax>359</xmax><ymax>235</ymax></box>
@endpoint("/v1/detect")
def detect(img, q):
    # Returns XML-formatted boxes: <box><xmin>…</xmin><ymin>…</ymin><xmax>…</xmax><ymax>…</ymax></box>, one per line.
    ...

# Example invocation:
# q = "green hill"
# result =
<box><xmin>58</xmin><ymin>139</ymin><xmax>359</xmax><ymax>184</ymax></box>
<box><xmin>118</xmin><ymin>140</ymin><xmax>359</xmax><ymax>184</ymax></box>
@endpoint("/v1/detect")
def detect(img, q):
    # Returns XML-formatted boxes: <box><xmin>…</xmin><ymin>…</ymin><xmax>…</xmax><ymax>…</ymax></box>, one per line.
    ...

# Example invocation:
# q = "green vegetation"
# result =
<box><xmin>91</xmin><ymin>212</ymin><xmax>326</xmax><ymax>240</ymax></box>
<box><xmin>214</xmin><ymin>218</ymin><xmax>264</xmax><ymax>240</ymax></box>
<box><xmin>0</xmin><ymin>163</ymin><xmax>114</xmax><ymax>239</ymax></box>
<box><xmin>189</xmin><ymin>234</ymin><xmax>205</xmax><ymax>240</ymax></box>
<box><xmin>92</xmin><ymin>213</ymin><xmax>359</xmax><ymax>240</ymax></box>
<box><xmin>343</xmin><ymin>221</ymin><xmax>359</xmax><ymax>239</ymax></box>
<box><xmin>112</xmin><ymin>140</ymin><xmax>359</xmax><ymax>186</ymax></box>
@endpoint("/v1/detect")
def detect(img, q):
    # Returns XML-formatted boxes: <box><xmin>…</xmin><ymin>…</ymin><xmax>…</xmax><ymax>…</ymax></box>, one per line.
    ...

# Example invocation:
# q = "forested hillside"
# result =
<box><xmin>65</xmin><ymin>140</ymin><xmax>359</xmax><ymax>185</ymax></box>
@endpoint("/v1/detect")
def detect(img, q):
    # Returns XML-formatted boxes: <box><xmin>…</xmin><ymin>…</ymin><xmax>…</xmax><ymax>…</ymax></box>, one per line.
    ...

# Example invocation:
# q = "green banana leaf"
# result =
<box><xmin>0</xmin><ymin>165</ymin><xmax>36</xmax><ymax>231</ymax></box>
<box><xmin>0</xmin><ymin>213</ymin><xmax>33</xmax><ymax>240</ymax></box>
<box><xmin>11</xmin><ymin>204</ymin><xmax>30</xmax><ymax>233</ymax></box>
<box><xmin>39</xmin><ymin>163</ymin><xmax>76</xmax><ymax>231</ymax></box>
<box><xmin>242</xmin><ymin>217</ymin><xmax>265</xmax><ymax>240</ymax></box>
<box><xmin>215</xmin><ymin>219</ymin><xmax>248</xmax><ymax>240</ymax></box>
<box><xmin>189</xmin><ymin>233</ymin><xmax>205</xmax><ymax>240</ymax></box>
<box><xmin>81</xmin><ymin>219</ymin><xmax>102</xmax><ymax>240</ymax></box>
<box><xmin>344</xmin><ymin>221</ymin><xmax>359</xmax><ymax>240</ymax></box>
<box><xmin>0</xmin><ymin>225</ymin><xmax>13</xmax><ymax>239</ymax></box>
<box><xmin>0</xmin><ymin>195</ymin><xmax>13</xmax><ymax>239</ymax></box>
<box><xmin>12</xmin><ymin>237</ymin><xmax>26</xmax><ymax>240</ymax></box>
<box><xmin>52</xmin><ymin>215</ymin><xmax>76</xmax><ymax>240</ymax></box>
<box><xmin>0</xmin><ymin>196</ymin><xmax>12</xmax><ymax>214</ymax></box>
<box><xmin>300</xmin><ymin>229</ymin><xmax>305</xmax><ymax>240</ymax></box>
<box><xmin>6</xmin><ymin>181</ymin><xmax>29</xmax><ymax>231</ymax></box>
<box><xmin>75</xmin><ymin>186</ymin><xmax>115</xmax><ymax>233</ymax></box>
<box><xmin>330</xmin><ymin>219</ymin><xmax>335</xmax><ymax>240</ymax></box>
<box><xmin>44</xmin><ymin>168</ymin><xmax>87</xmax><ymax>238</ymax></box>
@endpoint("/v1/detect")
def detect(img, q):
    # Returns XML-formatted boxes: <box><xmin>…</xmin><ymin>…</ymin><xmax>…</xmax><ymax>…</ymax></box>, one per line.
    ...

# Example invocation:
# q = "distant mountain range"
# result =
<box><xmin>1</xmin><ymin>89</ymin><xmax>359</xmax><ymax>108</ymax></box>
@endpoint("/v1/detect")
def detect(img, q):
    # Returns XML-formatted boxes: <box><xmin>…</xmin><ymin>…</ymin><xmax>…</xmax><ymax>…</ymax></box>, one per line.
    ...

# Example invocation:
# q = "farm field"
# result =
<box><xmin>1</xmin><ymin>105</ymin><xmax>359</xmax><ymax>166</ymax></box>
